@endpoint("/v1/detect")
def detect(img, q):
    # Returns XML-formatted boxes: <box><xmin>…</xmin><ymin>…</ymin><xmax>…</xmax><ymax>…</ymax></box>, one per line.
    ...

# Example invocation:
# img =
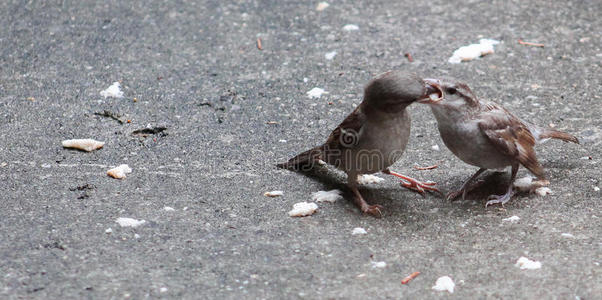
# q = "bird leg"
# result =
<box><xmin>382</xmin><ymin>169</ymin><xmax>441</xmax><ymax>195</ymax></box>
<box><xmin>349</xmin><ymin>185</ymin><xmax>383</xmax><ymax>218</ymax></box>
<box><xmin>485</xmin><ymin>164</ymin><xmax>519</xmax><ymax>207</ymax></box>
<box><xmin>446</xmin><ymin>168</ymin><xmax>486</xmax><ymax>201</ymax></box>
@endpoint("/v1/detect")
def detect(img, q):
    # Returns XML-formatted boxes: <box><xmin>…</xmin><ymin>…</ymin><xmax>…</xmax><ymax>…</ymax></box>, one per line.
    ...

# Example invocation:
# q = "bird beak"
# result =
<box><xmin>419</xmin><ymin>78</ymin><xmax>444</xmax><ymax>104</ymax></box>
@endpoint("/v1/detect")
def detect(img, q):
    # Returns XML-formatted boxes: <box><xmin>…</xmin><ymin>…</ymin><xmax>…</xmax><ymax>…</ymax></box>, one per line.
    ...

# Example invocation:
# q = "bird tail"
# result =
<box><xmin>276</xmin><ymin>146</ymin><xmax>323</xmax><ymax>171</ymax></box>
<box><xmin>537</xmin><ymin>128</ymin><xmax>579</xmax><ymax>144</ymax></box>
<box><xmin>527</xmin><ymin>123</ymin><xmax>579</xmax><ymax>144</ymax></box>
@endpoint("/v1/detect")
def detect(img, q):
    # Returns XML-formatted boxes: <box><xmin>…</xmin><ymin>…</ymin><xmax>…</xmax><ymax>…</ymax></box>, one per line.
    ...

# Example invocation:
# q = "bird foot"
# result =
<box><xmin>446</xmin><ymin>179</ymin><xmax>485</xmax><ymax>201</ymax></box>
<box><xmin>362</xmin><ymin>204</ymin><xmax>384</xmax><ymax>218</ymax></box>
<box><xmin>485</xmin><ymin>190</ymin><xmax>514</xmax><ymax>207</ymax></box>
<box><xmin>446</xmin><ymin>190</ymin><xmax>463</xmax><ymax>201</ymax></box>
<box><xmin>400</xmin><ymin>178</ymin><xmax>441</xmax><ymax>196</ymax></box>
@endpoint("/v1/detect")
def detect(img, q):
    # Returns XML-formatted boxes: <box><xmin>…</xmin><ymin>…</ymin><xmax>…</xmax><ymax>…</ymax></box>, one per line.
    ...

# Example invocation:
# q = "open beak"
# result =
<box><xmin>418</xmin><ymin>78</ymin><xmax>444</xmax><ymax>104</ymax></box>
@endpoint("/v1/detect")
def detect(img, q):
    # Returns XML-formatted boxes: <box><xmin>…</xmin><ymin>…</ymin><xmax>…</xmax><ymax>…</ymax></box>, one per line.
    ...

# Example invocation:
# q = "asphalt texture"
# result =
<box><xmin>1</xmin><ymin>0</ymin><xmax>600</xmax><ymax>299</ymax></box>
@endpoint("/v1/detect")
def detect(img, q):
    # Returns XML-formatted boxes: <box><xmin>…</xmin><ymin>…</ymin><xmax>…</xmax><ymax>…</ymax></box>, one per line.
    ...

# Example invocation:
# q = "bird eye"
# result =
<box><xmin>446</xmin><ymin>87</ymin><xmax>457</xmax><ymax>95</ymax></box>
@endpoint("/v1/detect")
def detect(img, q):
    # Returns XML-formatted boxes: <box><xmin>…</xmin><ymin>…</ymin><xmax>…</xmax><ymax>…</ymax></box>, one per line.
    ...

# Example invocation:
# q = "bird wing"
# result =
<box><xmin>324</xmin><ymin>104</ymin><xmax>366</xmax><ymax>151</ymax></box>
<box><xmin>477</xmin><ymin>102</ymin><xmax>544</xmax><ymax>178</ymax></box>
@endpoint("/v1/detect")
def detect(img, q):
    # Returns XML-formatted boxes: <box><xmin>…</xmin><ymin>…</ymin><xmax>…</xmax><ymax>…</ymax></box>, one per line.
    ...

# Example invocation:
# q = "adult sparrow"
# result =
<box><xmin>420</xmin><ymin>78</ymin><xmax>579</xmax><ymax>206</ymax></box>
<box><xmin>278</xmin><ymin>71</ymin><xmax>439</xmax><ymax>217</ymax></box>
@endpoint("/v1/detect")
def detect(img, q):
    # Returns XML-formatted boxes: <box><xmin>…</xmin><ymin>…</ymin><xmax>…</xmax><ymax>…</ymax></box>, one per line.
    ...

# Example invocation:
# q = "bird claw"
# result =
<box><xmin>363</xmin><ymin>204</ymin><xmax>384</xmax><ymax>218</ymax></box>
<box><xmin>401</xmin><ymin>180</ymin><xmax>441</xmax><ymax>196</ymax></box>
<box><xmin>485</xmin><ymin>192</ymin><xmax>513</xmax><ymax>207</ymax></box>
<box><xmin>446</xmin><ymin>190</ymin><xmax>463</xmax><ymax>201</ymax></box>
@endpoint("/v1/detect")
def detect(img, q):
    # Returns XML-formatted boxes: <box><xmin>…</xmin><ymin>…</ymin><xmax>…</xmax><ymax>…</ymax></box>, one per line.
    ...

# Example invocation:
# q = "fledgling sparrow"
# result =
<box><xmin>278</xmin><ymin>71</ymin><xmax>440</xmax><ymax>217</ymax></box>
<box><xmin>420</xmin><ymin>78</ymin><xmax>579</xmax><ymax>206</ymax></box>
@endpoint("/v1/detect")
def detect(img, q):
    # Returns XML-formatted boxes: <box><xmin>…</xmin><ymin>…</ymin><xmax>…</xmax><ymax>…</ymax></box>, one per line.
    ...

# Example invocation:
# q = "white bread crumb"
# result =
<box><xmin>288</xmin><ymin>202</ymin><xmax>318</xmax><ymax>217</ymax></box>
<box><xmin>116</xmin><ymin>217</ymin><xmax>146</xmax><ymax>228</ymax></box>
<box><xmin>264</xmin><ymin>190</ymin><xmax>284</xmax><ymax>197</ymax></box>
<box><xmin>107</xmin><ymin>164</ymin><xmax>132</xmax><ymax>179</ymax></box>
<box><xmin>515</xmin><ymin>257</ymin><xmax>541</xmax><ymax>270</ymax></box>
<box><xmin>62</xmin><ymin>139</ymin><xmax>105</xmax><ymax>152</ymax></box>
<box><xmin>311</xmin><ymin>190</ymin><xmax>343</xmax><ymax>203</ymax></box>
<box><xmin>100</xmin><ymin>82</ymin><xmax>124</xmax><ymax>98</ymax></box>
<box><xmin>432</xmin><ymin>276</ymin><xmax>455</xmax><ymax>293</ymax></box>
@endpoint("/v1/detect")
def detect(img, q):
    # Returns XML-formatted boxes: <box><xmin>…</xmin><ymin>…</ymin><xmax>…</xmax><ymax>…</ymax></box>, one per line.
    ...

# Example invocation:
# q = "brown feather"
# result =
<box><xmin>478</xmin><ymin>105</ymin><xmax>545</xmax><ymax>179</ymax></box>
<box><xmin>538</xmin><ymin>129</ymin><xmax>579</xmax><ymax>144</ymax></box>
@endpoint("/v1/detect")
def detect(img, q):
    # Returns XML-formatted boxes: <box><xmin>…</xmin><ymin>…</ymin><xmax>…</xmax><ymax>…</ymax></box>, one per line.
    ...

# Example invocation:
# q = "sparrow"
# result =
<box><xmin>420</xmin><ymin>78</ymin><xmax>579</xmax><ymax>206</ymax></box>
<box><xmin>278</xmin><ymin>71</ymin><xmax>440</xmax><ymax>217</ymax></box>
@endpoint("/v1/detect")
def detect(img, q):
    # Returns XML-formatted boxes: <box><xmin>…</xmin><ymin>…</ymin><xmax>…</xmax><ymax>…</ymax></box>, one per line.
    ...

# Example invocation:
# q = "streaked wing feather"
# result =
<box><xmin>478</xmin><ymin>103</ymin><xmax>544</xmax><ymax>178</ymax></box>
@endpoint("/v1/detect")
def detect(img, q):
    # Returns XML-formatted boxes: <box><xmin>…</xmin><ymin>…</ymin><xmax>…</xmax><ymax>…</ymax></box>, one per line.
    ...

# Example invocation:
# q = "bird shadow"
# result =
<box><xmin>278</xmin><ymin>164</ymin><xmax>427</xmax><ymax>213</ymax></box>
<box><xmin>449</xmin><ymin>171</ymin><xmax>537</xmax><ymax>208</ymax></box>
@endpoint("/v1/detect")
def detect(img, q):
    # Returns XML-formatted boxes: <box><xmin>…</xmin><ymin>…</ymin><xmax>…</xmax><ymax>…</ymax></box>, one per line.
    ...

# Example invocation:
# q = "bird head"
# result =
<box><xmin>420</xmin><ymin>78</ymin><xmax>479</xmax><ymax>112</ymax></box>
<box><xmin>364</xmin><ymin>71</ymin><xmax>433</xmax><ymax>112</ymax></box>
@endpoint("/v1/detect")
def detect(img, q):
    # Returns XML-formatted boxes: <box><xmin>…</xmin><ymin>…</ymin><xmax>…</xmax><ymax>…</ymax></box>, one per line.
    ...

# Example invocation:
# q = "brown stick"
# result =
<box><xmin>518</xmin><ymin>39</ymin><xmax>544</xmax><ymax>48</ymax></box>
<box><xmin>404</xmin><ymin>52</ymin><xmax>413</xmax><ymax>62</ymax></box>
<box><xmin>401</xmin><ymin>271</ymin><xmax>420</xmax><ymax>284</ymax></box>
<box><xmin>256</xmin><ymin>38</ymin><xmax>263</xmax><ymax>50</ymax></box>
<box><xmin>414</xmin><ymin>164</ymin><xmax>438</xmax><ymax>170</ymax></box>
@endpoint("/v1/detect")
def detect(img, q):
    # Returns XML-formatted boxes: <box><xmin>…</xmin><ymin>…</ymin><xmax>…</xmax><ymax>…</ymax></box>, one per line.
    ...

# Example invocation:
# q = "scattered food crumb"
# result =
<box><xmin>352</xmin><ymin>227</ymin><xmax>367</xmax><ymax>235</ymax></box>
<box><xmin>404</xmin><ymin>52</ymin><xmax>413</xmax><ymax>62</ymax></box>
<box><xmin>160</xmin><ymin>287</ymin><xmax>168</xmax><ymax>293</ymax></box>
<box><xmin>264</xmin><ymin>191</ymin><xmax>284</xmax><ymax>197</ymax></box>
<box><xmin>431</xmin><ymin>144</ymin><xmax>440</xmax><ymax>151</ymax></box>
<box><xmin>288</xmin><ymin>202</ymin><xmax>318</xmax><ymax>217</ymax></box>
<box><xmin>325</xmin><ymin>51</ymin><xmax>337</xmax><ymax>60</ymax></box>
<box><xmin>62</xmin><ymin>139</ymin><xmax>105</xmax><ymax>152</ymax></box>
<box><xmin>342</xmin><ymin>24</ymin><xmax>359</xmax><ymax>31</ymax></box>
<box><xmin>594</xmin><ymin>186</ymin><xmax>600</xmax><ymax>192</ymax></box>
<box><xmin>515</xmin><ymin>257</ymin><xmax>542</xmax><ymax>270</ymax></box>
<box><xmin>503</xmin><ymin>216</ymin><xmax>520</xmax><ymax>222</ymax></box>
<box><xmin>518</xmin><ymin>39</ymin><xmax>544</xmax><ymax>47</ymax></box>
<box><xmin>256</xmin><ymin>37</ymin><xmax>262</xmax><ymax>50</ymax></box>
<box><xmin>163</xmin><ymin>206</ymin><xmax>175</xmax><ymax>211</ymax></box>
<box><xmin>432</xmin><ymin>276</ymin><xmax>455</xmax><ymax>293</ymax></box>
<box><xmin>132</xmin><ymin>126</ymin><xmax>167</xmax><ymax>136</ymax></box>
<box><xmin>105</xmin><ymin>228</ymin><xmax>113</xmax><ymax>234</ymax></box>
<box><xmin>316</xmin><ymin>2</ymin><xmax>329</xmax><ymax>11</ymax></box>
<box><xmin>307</xmin><ymin>87</ymin><xmax>326</xmax><ymax>99</ymax></box>
<box><xmin>513</xmin><ymin>176</ymin><xmax>550</xmax><ymax>193</ymax></box>
<box><xmin>414</xmin><ymin>164</ymin><xmax>438</xmax><ymax>170</ymax></box>
<box><xmin>401</xmin><ymin>271</ymin><xmax>420</xmax><ymax>284</ymax></box>
<box><xmin>448</xmin><ymin>39</ymin><xmax>500</xmax><ymax>64</ymax></box>
<box><xmin>513</xmin><ymin>176</ymin><xmax>534</xmax><ymax>191</ymax></box>
<box><xmin>371</xmin><ymin>261</ymin><xmax>387</xmax><ymax>269</ymax></box>
<box><xmin>94</xmin><ymin>110</ymin><xmax>124</xmax><ymax>124</ymax></box>
<box><xmin>279</xmin><ymin>139</ymin><xmax>287</xmax><ymax>143</ymax></box>
<box><xmin>561</xmin><ymin>233</ymin><xmax>575</xmax><ymax>238</ymax></box>
<box><xmin>357</xmin><ymin>273</ymin><xmax>366</xmax><ymax>278</ymax></box>
<box><xmin>107</xmin><ymin>164</ymin><xmax>132</xmax><ymax>179</ymax></box>
<box><xmin>311</xmin><ymin>189</ymin><xmax>343</xmax><ymax>203</ymax></box>
<box><xmin>266</xmin><ymin>121</ymin><xmax>278</xmax><ymax>125</ymax></box>
<box><xmin>535</xmin><ymin>187</ymin><xmax>553</xmax><ymax>196</ymax></box>
<box><xmin>116</xmin><ymin>217</ymin><xmax>146</xmax><ymax>228</ymax></box>
<box><xmin>357</xmin><ymin>174</ymin><xmax>385</xmax><ymax>185</ymax></box>
<box><xmin>100</xmin><ymin>82</ymin><xmax>124</xmax><ymax>98</ymax></box>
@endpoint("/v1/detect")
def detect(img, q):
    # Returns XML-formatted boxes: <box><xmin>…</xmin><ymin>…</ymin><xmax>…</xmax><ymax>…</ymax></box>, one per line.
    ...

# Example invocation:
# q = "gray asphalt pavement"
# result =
<box><xmin>1</xmin><ymin>0</ymin><xmax>600</xmax><ymax>299</ymax></box>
